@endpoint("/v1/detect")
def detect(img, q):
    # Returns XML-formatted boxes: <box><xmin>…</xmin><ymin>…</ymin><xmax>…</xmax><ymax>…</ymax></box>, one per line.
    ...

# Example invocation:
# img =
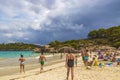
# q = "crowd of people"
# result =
<box><xmin>81</xmin><ymin>49</ymin><xmax>120</xmax><ymax>68</ymax></box>
<box><xmin>65</xmin><ymin>48</ymin><xmax>120</xmax><ymax>80</ymax></box>
<box><xmin>18</xmin><ymin>48</ymin><xmax>120</xmax><ymax>80</ymax></box>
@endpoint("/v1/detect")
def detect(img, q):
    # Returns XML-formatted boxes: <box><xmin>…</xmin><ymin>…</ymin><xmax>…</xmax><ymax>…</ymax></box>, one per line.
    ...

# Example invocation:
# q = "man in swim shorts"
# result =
<box><xmin>39</xmin><ymin>52</ymin><xmax>46</xmax><ymax>72</ymax></box>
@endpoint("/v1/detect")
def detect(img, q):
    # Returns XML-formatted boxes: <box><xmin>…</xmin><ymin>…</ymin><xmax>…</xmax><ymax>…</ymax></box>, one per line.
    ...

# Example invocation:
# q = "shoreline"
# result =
<box><xmin>0</xmin><ymin>53</ymin><xmax>62</xmax><ymax>67</ymax></box>
<box><xmin>0</xmin><ymin>53</ymin><xmax>66</xmax><ymax>76</ymax></box>
<box><xmin>0</xmin><ymin>58</ymin><xmax>6</xmax><ymax>61</ymax></box>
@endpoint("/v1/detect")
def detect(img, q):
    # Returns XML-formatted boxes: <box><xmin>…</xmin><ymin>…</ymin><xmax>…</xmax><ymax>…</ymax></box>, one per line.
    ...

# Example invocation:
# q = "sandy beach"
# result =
<box><xmin>0</xmin><ymin>53</ymin><xmax>65</xmax><ymax>76</ymax></box>
<box><xmin>1</xmin><ymin>55</ymin><xmax>120</xmax><ymax>80</ymax></box>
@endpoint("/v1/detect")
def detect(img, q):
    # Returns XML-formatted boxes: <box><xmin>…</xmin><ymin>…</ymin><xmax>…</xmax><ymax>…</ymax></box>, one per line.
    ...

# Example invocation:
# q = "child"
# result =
<box><xmin>98</xmin><ymin>62</ymin><xmax>102</xmax><ymax>68</ymax></box>
<box><xmin>75</xmin><ymin>55</ymin><xmax>78</xmax><ymax>67</ymax></box>
<box><xmin>92</xmin><ymin>56</ymin><xmax>98</xmax><ymax>66</ymax></box>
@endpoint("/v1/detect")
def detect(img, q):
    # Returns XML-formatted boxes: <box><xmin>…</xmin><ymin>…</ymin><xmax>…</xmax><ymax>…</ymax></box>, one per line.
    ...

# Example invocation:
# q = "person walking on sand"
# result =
<box><xmin>75</xmin><ymin>55</ymin><xmax>78</xmax><ymax>67</ymax></box>
<box><xmin>19</xmin><ymin>54</ymin><xmax>25</xmax><ymax>73</ymax></box>
<box><xmin>65</xmin><ymin>51</ymin><xmax>75</xmax><ymax>80</ymax></box>
<box><xmin>39</xmin><ymin>52</ymin><xmax>46</xmax><ymax>72</ymax></box>
<box><xmin>84</xmin><ymin>50</ymin><xmax>89</xmax><ymax>66</ymax></box>
<box><xmin>81</xmin><ymin>50</ymin><xmax>85</xmax><ymax>65</ymax></box>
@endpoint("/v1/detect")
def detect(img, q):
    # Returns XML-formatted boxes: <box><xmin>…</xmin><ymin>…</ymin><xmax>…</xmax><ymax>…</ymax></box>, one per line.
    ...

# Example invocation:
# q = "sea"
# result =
<box><xmin>0</xmin><ymin>51</ymin><xmax>40</xmax><ymax>58</ymax></box>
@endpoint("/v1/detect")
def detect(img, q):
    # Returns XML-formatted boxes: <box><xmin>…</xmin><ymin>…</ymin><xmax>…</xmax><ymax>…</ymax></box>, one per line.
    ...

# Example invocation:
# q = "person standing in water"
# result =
<box><xmin>39</xmin><ymin>52</ymin><xmax>46</xmax><ymax>72</ymax></box>
<box><xmin>65</xmin><ymin>51</ymin><xmax>75</xmax><ymax>80</ymax></box>
<box><xmin>19</xmin><ymin>54</ymin><xmax>25</xmax><ymax>73</ymax></box>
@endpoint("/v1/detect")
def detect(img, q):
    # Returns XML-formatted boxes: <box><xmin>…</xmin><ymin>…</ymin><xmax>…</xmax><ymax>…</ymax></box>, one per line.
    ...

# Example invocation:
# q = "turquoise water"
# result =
<box><xmin>0</xmin><ymin>51</ymin><xmax>40</xmax><ymax>58</ymax></box>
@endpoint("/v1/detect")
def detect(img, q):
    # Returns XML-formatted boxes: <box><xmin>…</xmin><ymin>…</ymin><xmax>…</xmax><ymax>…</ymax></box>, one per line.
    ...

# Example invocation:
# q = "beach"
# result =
<box><xmin>0</xmin><ymin>53</ymin><xmax>65</xmax><ymax>76</ymax></box>
<box><xmin>1</xmin><ymin>54</ymin><xmax>120</xmax><ymax>80</ymax></box>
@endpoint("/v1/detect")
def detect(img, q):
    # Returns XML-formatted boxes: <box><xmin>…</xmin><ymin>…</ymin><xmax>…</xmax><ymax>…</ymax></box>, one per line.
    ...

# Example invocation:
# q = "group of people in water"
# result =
<box><xmin>19</xmin><ymin>48</ymin><xmax>120</xmax><ymax>80</ymax></box>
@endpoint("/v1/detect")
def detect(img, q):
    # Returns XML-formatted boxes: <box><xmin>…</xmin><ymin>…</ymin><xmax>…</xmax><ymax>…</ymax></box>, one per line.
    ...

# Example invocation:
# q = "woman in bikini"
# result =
<box><xmin>19</xmin><ymin>54</ymin><xmax>25</xmax><ymax>73</ymax></box>
<box><xmin>65</xmin><ymin>51</ymin><xmax>75</xmax><ymax>80</ymax></box>
<box><xmin>39</xmin><ymin>52</ymin><xmax>46</xmax><ymax>72</ymax></box>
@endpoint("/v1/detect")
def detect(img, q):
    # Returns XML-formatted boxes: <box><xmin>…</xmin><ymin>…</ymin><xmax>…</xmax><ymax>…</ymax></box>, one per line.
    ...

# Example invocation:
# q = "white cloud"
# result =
<box><xmin>0</xmin><ymin>0</ymin><xmax>119</xmax><ymax>44</ymax></box>
<box><xmin>2</xmin><ymin>31</ymin><xmax>28</xmax><ymax>39</ymax></box>
<box><xmin>6</xmin><ymin>40</ymin><xmax>16</xmax><ymax>43</ymax></box>
<box><xmin>15</xmin><ymin>32</ymin><xmax>25</xmax><ymax>38</ymax></box>
<box><xmin>0</xmin><ymin>0</ymin><xmax>100</xmax><ymax>32</ymax></box>
<box><xmin>3</xmin><ymin>33</ymin><xmax>13</xmax><ymax>38</ymax></box>
<box><xmin>0</xmin><ymin>23</ymin><xmax>10</xmax><ymax>30</ymax></box>
<box><xmin>24</xmin><ymin>37</ymin><xmax>29</xmax><ymax>40</ymax></box>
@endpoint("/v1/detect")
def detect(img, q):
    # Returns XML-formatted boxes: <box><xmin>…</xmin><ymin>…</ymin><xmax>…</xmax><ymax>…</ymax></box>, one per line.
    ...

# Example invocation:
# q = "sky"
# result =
<box><xmin>0</xmin><ymin>0</ymin><xmax>120</xmax><ymax>45</ymax></box>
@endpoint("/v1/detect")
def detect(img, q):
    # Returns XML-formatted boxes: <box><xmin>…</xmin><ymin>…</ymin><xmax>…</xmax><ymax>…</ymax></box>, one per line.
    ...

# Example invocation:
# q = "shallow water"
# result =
<box><xmin>0</xmin><ymin>51</ymin><xmax>40</xmax><ymax>58</ymax></box>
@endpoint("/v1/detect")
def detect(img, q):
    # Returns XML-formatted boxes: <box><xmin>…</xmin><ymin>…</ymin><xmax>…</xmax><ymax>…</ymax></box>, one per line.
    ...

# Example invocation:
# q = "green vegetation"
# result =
<box><xmin>88</xmin><ymin>25</ymin><xmax>120</xmax><ymax>48</ymax></box>
<box><xmin>88</xmin><ymin>26</ymin><xmax>120</xmax><ymax>41</ymax></box>
<box><xmin>49</xmin><ymin>25</ymin><xmax>120</xmax><ymax>49</ymax></box>
<box><xmin>0</xmin><ymin>42</ymin><xmax>40</xmax><ymax>51</ymax></box>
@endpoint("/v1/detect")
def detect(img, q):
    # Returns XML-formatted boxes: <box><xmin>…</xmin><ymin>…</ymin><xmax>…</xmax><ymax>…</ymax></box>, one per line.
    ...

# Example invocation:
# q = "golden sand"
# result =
<box><xmin>1</xmin><ymin>57</ymin><xmax>120</xmax><ymax>80</ymax></box>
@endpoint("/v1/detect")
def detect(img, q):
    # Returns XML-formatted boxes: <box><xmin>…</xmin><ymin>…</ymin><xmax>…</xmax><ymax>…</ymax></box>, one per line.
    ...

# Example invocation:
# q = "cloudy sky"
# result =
<box><xmin>0</xmin><ymin>0</ymin><xmax>120</xmax><ymax>45</ymax></box>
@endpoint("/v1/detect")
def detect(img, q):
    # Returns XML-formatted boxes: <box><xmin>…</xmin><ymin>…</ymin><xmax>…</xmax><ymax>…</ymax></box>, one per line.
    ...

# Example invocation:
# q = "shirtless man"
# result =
<box><xmin>19</xmin><ymin>55</ymin><xmax>25</xmax><ymax>73</ymax></box>
<box><xmin>39</xmin><ymin>52</ymin><xmax>46</xmax><ymax>72</ymax></box>
<box><xmin>65</xmin><ymin>51</ymin><xmax>75</xmax><ymax>80</ymax></box>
